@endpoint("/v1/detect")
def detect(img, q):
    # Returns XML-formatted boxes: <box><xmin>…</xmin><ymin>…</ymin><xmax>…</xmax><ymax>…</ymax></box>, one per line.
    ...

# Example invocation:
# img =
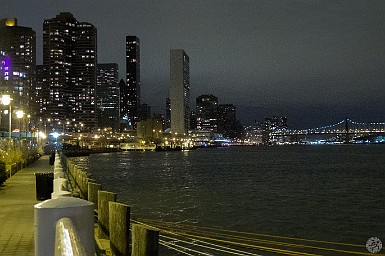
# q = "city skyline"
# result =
<box><xmin>1</xmin><ymin>0</ymin><xmax>385</xmax><ymax>128</ymax></box>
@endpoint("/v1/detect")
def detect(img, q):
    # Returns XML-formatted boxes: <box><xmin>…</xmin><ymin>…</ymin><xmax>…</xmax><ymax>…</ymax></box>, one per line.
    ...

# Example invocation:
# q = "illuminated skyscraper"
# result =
<box><xmin>196</xmin><ymin>94</ymin><xmax>218</xmax><ymax>132</ymax></box>
<box><xmin>0</xmin><ymin>18</ymin><xmax>36</xmax><ymax>115</ymax></box>
<box><xmin>43</xmin><ymin>12</ymin><xmax>97</xmax><ymax>132</ymax></box>
<box><xmin>96</xmin><ymin>63</ymin><xmax>119</xmax><ymax>131</ymax></box>
<box><xmin>218</xmin><ymin>104</ymin><xmax>237</xmax><ymax>139</ymax></box>
<box><xmin>165</xmin><ymin>97</ymin><xmax>171</xmax><ymax>129</ymax></box>
<box><xmin>170</xmin><ymin>49</ymin><xmax>190</xmax><ymax>134</ymax></box>
<box><xmin>35</xmin><ymin>65</ymin><xmax>49</xmax><ymax>118</ymax></box>
<box><xmin>122</xmin><ymin>36</ymin><xmax>140</xmax><ymax>129</ymax></box>
<box><xmin>74</xmin><ymin>21</ymin><xmax>97</xmax><ymax>131</ymax></box>
<box><xmin>0</xmin><ymin>50</ymin><xmax>11</xmax><ymax>93</ymax></box>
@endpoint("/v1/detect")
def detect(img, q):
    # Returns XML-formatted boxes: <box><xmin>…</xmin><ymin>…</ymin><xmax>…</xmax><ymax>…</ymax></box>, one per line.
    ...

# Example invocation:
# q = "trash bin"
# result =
<box><xmin>49</xmin><ymin>156</ymin><xmax>54</xmax><ymax>165</ymax></box>
<box><xmin>49</xmin><ymin>154</ymin><xmax>55</xmax><ymax>165</ymax></box>
<box><xmin>35</xmin><ymin>172</ymin><xmax>54</xmax><ymax>200</ymax></box>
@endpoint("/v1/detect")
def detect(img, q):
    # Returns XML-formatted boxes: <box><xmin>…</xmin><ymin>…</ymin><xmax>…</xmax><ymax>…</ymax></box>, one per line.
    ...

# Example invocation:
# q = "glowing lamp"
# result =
<box><xmin>5</xmin><ymin>18</ymin><xmax>16</xmax><ymax>27</ymax></box>
<box><xmin>1</xmin><ymin>95</ymin><xmax>11</xmax><ymax>105</ymax></box>
<box><xmin>16</xmin><ymin>110</ymin><xmax>24</xmax><ymax>119</ymax></box>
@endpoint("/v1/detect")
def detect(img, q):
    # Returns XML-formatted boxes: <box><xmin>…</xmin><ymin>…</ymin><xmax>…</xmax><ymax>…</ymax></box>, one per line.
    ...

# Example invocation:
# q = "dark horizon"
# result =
<box><xmin>2</xmin><ymin>0</ymin><xmax>385</xmax><ymax>129</ymax></box>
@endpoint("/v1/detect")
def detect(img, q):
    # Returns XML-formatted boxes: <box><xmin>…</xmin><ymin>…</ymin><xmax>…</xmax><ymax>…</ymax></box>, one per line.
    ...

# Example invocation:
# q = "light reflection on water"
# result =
<box><xmin>82</xmin><ymin>145</ymin><xmax>385</xmax><ymax>244</ymax></box>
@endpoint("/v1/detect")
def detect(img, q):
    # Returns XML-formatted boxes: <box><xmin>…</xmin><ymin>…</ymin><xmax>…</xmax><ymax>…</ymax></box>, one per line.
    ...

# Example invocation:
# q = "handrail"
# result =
<box><xmin>55</xmin><ymin>217</ymin><xmax>88</xmax><ymax>256</ymax></box>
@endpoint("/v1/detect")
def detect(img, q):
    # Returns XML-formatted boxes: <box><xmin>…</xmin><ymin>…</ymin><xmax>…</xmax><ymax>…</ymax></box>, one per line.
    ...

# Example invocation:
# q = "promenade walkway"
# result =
<box><xmin>0</xmin><ymin>155</ymin><xmax>52</xmax><ymax>256</ymax></box>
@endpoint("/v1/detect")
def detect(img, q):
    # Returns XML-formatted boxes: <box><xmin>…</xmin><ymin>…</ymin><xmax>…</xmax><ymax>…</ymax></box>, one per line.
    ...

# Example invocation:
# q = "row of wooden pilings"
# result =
<box><xmin>62</xmin><ymin>154</ymin><xmax>159</xmax><ymax>256</ymax></box>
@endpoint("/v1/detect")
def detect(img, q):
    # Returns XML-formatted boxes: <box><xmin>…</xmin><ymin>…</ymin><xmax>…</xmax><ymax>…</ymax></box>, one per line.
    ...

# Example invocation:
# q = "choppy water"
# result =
<box><xmin>83</xmin><ymin>145</ymin><xmax>384</xmax><ymax>245</ymax></box>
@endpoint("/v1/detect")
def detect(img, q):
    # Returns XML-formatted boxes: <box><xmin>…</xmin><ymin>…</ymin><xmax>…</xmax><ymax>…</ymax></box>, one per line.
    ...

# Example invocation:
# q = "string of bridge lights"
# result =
<box><xmin>281</xmin><ymin>119</ymin><xmax>385</xmax><ymax>134</ymax></box>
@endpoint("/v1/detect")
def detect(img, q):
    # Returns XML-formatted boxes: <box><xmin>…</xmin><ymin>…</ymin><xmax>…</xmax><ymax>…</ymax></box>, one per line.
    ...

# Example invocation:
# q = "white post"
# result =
<box><xmin>34</xmin><ymin>197</ymin><xmax>94</xmax><ymax>256</ymax></box>
<box><xmin>52</xmin><ymin>177</ymin><xmax>71</xmax><ymax>199</ymax></box>
<box><xmin>55</xmin><ymin>217</ymin><xmax>87</xmax><ymax>256</ymax></box>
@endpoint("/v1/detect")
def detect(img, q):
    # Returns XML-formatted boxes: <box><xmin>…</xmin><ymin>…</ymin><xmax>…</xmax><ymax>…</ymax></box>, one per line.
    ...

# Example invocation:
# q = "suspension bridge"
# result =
<box><xmin>271</xmin><ymin>118</ymin><xmax>385</xmax><ymax>143</ymax></box>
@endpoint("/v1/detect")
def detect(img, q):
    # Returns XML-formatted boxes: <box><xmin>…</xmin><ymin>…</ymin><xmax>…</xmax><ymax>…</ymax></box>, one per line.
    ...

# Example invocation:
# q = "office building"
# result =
<box><xmin>196</xmin><ymin>94</ymin><xmax>218</xmax><ymax>132</ymax></box>
<box><xmin>0</xmin><ymin>18</ymin><xmax>36</xmax><ymax>115</ymax></box>
<box><xmin>218</xmin><ymin>104</ymin><xmax>237</xmax><ymax>138</ymax></box>
<box><xmin>96</xmin><ymin>63</ymin><xmax>119</xmax><ymax>131</ymax></box>
<box><xmin>0</xmin><ymin>50</ymin><xmax>10</xmax><ymax>92</ymax></box>
<box><xmin>165</xmin><ymin>97</ymin><xmax>171</xmax><ymax>129</ymax></box>
<box><xmin>170</xmin><ymin>49</ymin><xmax>190</xmax><ymax>134</ymax></box>
<box><xmin>43</xmin><ymin>12</ymin><xmax>97</xmax><ymax>132</ymax></box>
<box><xmin>122</xmin><ymin>36</ymin><xmax>140</xmax><ymax>129</ymax></box>
<box><xmin>35</xmin><ymin>65</ymin><xmax>49</xmax><ymax>118</ymax></box>
<box><xmin>138</xmin><ymin>103</ymin><xmax>151</xmax><ymax>121</ymax></box>
<box><xmin>261</xmin><ymin>116</ymin><xmax>288</xmax><ymax>131</ymax></box>
<box><xmin>118</xmin><ymin>78</ymin><xmax>129</xmax><ymax>131</ymax></box>
<box><xmin>190</xmin><ymin>111</ymin><xmax>196</xmax><ymax>130</ymax></box>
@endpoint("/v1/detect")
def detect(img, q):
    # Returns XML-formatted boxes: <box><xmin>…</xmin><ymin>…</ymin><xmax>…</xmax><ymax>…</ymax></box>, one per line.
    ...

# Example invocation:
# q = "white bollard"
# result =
<box><xmin>55</xmin><ymin>217</ymin><xmax>88</xmax><ymax>256</ymax></box>
<box><xmin>51</xmin><ymin>190</ymin><xmax>72</xmax><ymax>199</ymax></box>
<box><xmin>54</xmin><ymin>166</ymin><xmax>63</xmax><ymax>172</ymax></box>
<box><xmin>53</xmin><ymin>177</ymin><xmax>68</xmax><ymax>192</ymax></box>
<box><xmin>34</xmin><ymin>197</ymin><xmax>95</xmax><ymax>256</ymax></box>
<box><xmin>54</xmin><ymin>162</ymin><xmax>62</xmax><ymax>169</ymax></box>
<box><xmin>54</xmin><ymin>171</ymin><xmax>64</xmax><ymax>179</ymax></box>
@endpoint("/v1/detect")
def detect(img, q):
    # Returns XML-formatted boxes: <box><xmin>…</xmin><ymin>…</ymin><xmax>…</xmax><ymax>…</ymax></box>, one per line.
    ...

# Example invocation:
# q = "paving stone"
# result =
<box><xmin>0</xmin><ymin>155</ymin><xmax>52</xmax><ymax>256</ymax></box>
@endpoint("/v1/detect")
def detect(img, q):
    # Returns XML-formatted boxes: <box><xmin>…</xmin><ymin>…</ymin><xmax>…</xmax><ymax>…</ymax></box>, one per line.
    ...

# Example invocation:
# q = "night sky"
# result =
<box><xmin>2</xmin><ymin>0</ymin><xmax>385</xmax><ymax>128</ymax></box>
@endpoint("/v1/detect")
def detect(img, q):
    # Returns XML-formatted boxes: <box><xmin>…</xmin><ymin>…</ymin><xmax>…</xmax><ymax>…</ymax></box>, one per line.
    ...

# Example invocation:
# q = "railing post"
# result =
<box><xmin>109</xmin><ymin>202</ymin><xmax>131</xmax><ymax>256</ymax></box>
<box><xmin>98</xmin><ymin>190</ymin><xmax>117</xmax><ymax>239</ymax></box>
<box><xmin>88</xmin><ymin>182</ymin><xmax>102</xmax><ymax>210</ymax></box>
<box><xmin>131</xmin><ymin>224</ymin><xmax>159</xmax><ymax>256</ymax></box>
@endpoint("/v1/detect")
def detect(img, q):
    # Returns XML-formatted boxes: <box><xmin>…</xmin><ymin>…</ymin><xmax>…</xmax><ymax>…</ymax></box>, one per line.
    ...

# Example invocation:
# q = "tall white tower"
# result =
<box><xmin>170</xmin><ymin>49</ymin><xmax>190</xmax><ymax>135</ymax></box>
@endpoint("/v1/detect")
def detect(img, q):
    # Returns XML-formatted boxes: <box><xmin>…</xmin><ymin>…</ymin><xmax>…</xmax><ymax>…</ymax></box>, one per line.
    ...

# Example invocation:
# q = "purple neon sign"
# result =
<box><xmin>0</xmin><ymin>55</ymin><xmax>11</xmax><ymax>80</ymax></box>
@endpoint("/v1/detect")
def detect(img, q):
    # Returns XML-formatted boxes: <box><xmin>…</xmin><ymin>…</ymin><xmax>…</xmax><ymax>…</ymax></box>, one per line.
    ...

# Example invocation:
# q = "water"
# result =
<box><xmin>84</xmin><ymin>145</ymin><xmax>385</xmax><ymax>245</ymax></box>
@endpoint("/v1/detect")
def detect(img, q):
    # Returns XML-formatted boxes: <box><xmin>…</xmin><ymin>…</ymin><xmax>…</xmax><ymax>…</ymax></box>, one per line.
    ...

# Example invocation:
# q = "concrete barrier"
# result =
<box><xmin>34</xmin><ymin>197</ymin><xmax>95</xmax><ymax>256</ymax></box>
<box><xmin>55</xmin><ymin>217</ymin><xmax>87</xmax><ymax>256</ymax></box>
<box><xmin>53</xmin><ymin>177</ymin><xmax>68</xmax><ymax>192</ymax></box>
<box><xmin>54</xmin><ymin>170</ymin><xmax>65</xmax><ymax>179</ymax></box>
<box><xmin>59</xmin><ymin>153</ymin><xmax>160</xmax><ymax>255</ymax></box>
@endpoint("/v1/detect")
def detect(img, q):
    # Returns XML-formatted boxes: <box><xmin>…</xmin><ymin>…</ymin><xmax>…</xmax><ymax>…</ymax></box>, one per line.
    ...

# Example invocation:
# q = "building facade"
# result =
<box><xmin>122</xmin><ymin>36</ymin><xmax>140</xmax><ymax>129</ymax></box>
<box><xmin>165</xmin><ymin>97</ymin><xmax>171</xmax><ymax>130</ymax></box>
<box><xmin>196</xmin><ymin>94</ymin><xmax>218</xmax><ymax>132</ymax></box>
<box><xmin>0</xmin><ymin>50</ymin><xmax>10</xmax><ymax>93</ymax></box>
<box><xmin>35</xmin><ymin>65</ymin><xmax>49</xmax><ymax>121</ymax></box>
<box><xmin>138</xmin><ymin>103</ymin><xmax>151</xmax><ymax>122</ymax></box>
<box><xmin>96</xmin><ymin>63</ymin><xmax>119</xmax><ymax>131</ymax></box>
<box><xmin>170</xmin><ymin>49</ymin><xmax>190</xmax><ymax>135</ymax></box>
<box><xmin>0</xmin><ymin>18</ymin><xmax>36</xmax><ymax>117</ymax></box>
<box><xmin>218</xmin><ymin>104</ymin><xmax>237</xmax><ymax>139</ymax></box>
<box><xmin>42</xmin><ymin>12</ymin><xmax>97</xmax><ymax>132</ymax></box>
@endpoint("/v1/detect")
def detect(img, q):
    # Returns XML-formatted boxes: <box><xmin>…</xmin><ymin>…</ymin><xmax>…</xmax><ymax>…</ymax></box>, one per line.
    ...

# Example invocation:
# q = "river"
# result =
<box><xmin>81</xmin><ymin>145</ymin><xmax>384</xmax><ymax>248</ymax></box>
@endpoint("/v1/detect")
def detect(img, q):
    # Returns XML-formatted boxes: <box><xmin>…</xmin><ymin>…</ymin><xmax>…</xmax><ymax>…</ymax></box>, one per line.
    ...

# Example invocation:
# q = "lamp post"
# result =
<box><xmin>16</xmin><ymin>110</ymin><xmax>24</xmax><ymax>139</ymax></box>
<box><xmin>1</xmin><ymin>95</ymin><xmax>12</xmax><ymax>139</ymax></box>
<box><xmin>27</xmin><ymin>114</ymin><xmax>31</xmax><ymax>138</ymax></box>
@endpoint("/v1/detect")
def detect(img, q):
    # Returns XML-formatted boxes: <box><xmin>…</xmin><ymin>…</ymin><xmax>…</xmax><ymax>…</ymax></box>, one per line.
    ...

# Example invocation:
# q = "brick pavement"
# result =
<box><xmin>0</xmin><ymin>155</ymin><xmax>52</xmax><ymax>256</ymax></box>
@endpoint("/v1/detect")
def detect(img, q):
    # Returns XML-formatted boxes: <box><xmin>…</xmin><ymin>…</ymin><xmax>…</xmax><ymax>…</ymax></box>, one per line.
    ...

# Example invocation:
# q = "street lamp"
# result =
<box><xmin>1</xmin><ymin>95</ymin><xmax>12</xmax><ymax>139</ymax></box>
<box><xmin>16</xmin><ymin>110</ymin><xmax>24</xmax><ymax>138</ymax></box>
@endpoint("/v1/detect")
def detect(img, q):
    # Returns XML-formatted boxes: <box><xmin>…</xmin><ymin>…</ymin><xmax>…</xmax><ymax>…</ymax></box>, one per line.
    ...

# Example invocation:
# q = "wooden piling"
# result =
<box><xmin>109</xmin><ymin>202</ymin><xmax>131</xmax><ymax>256</ymax></box>
<box><xmin>98</xmin><ymin>190</ymin><xmax>117</xmax><ymax>239</ymax></box>
<box><xmin>88</xmin><ymin>182</ymin><xmax>102</xmax><ymax>210</ymax></box>
<box><xmin>131</xmin><ymin>224</ymin><xmax>159</xmax><ymax>256</ymax></box>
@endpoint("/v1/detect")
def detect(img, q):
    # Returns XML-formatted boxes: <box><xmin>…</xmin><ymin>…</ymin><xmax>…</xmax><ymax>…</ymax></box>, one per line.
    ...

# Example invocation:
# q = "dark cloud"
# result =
<box><xmin>2</xmin><ymin>0</ymin><xmax>385</xmax><ymax>128</ymax></box>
